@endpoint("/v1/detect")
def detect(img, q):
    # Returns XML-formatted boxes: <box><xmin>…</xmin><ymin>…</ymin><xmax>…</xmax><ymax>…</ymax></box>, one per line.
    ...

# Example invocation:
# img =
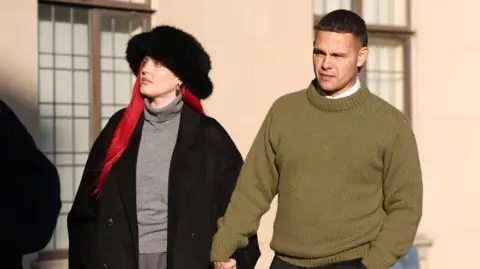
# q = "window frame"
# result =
<box><xmin>312</xmin><ymin>0</ymin><xmax>413</xmax><ymax>118</ymax></box>
<box><xmin>37</xmin><ymin>0</ymin><xmax>152</xmax><ymax>256</ymax></box>
<box><xmin>39</xmin><ymin>0</ymin><xmax>154</xmax><ymax>13</ymax></box>
<box><xmin>39</xmin><ymin>0</ymin><xmax>152</xmax><ymax>144</ymax></box>
<box><xmin>90</xmin><ymin>9</ymin><xmax>151</xmax><ymax>139</ymax></box>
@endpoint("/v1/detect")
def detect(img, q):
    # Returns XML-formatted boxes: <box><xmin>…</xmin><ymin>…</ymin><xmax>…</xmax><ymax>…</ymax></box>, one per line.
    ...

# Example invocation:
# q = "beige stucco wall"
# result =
<box><xmin>0</xmin><ymin>0</ymin><xmax>39</xmax><ymax>138</ymax></box>
<box><xmin>411</xmin><ymin>0</ymin><xmax>480</xmax><ymax>268</ymax></box>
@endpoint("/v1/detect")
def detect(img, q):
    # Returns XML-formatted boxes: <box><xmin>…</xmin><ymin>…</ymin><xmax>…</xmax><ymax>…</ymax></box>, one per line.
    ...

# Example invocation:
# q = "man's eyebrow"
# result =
<box><xmin>313</xmin><ymin>48</ymin><xmax>347</xmax><ymax>57</ymax></box>
<box><xmin>331</xmin><ymin>52</ymin><xmax>348</xmax><ymax>57</ymax></box>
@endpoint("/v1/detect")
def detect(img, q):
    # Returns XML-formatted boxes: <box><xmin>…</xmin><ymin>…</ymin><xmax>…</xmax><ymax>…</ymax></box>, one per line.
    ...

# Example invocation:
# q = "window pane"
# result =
<box><xmin>55</xmin><ymin>214</ymin><xmax>69</xmax><ymax>249</ymax></box>
<box><xmin>73</xmin><ymin>9</ymin><xmax>89</xmax><ymax>55</ymax></box>
<box><xmin>312</xmin><ymin>0</ymin><xmax>352</xmax><ymax>16</ymax></box>
<box><xmin>38</xmin><ymin>4</ymin><xmax>91</xmax><ymax>251</ymax></box>
<box><xmin>366</xmin><ymin>37</ymin><xmax>405</xmax><ymax>111</ymax></box>
<box><xmin>101</xmin><ymin>15</ymin><xmax>147</xmax><ymax>122</ymax></box>
<box><xmin>55</xmin><ymin>70</ymin><xmax>73</xmax><ymax>102</ymax></box>
<box><xmin>39</xmin><ymin>54</ymin><xmax>54</xmax><ymax>68</ymax></box>
<box><xmin>39</xmin><ymin>69</ymin><xmax>54</xmax><ymax>102</ymax></box>
<box><xmin>74</xmin><ymin>104</ymin><xmax>90</xmax><ymax>117</ymax></box>
<box><xmin>74</xmin><ymin>167</ymin><xmax>84</xmax><ymax>190</ymax></box>
<box><xmin>115</xmin><ymin>73</ymin><xmax>132</xmax><ymax>104</ymax></box>
<box><xmin>55</xmin><ymin>55</ymin><xmax>72</xmax><ymax>69</ymax></box>
<box><xmin>74</xmin><ymin>119</ymin><xmax>90</xmax><ymax>151</ymax></box>
<box><xmin>39</xmin><ymin>118</ymin><xmax>54</xmax><ymax>152</ymax></box>
<box><xmin>39</xmin><ymin>5</ymin><xmax>53</xmax><ymax>53</ymax></box>
<box><xmin>74</xmin><ymin>71</ymin><xmax>90</xmax><ymax>102</ymax></box>
<box><xmin>362</xmin><ymin>0</ymin><xmax>407</xmax><ymax>26</ymax></box>
<box><xmin>74</xmin><ymin>56</ymin><xmax>89</xmax><ymax>69</ymax></box>
<box><xmin>101</xmin><ymin>72</ymin><xmax>114</xmax><ymax>104</ymax></box>
<box><xmin>54</xmin><ymin>6</ymin><xmax>72</xmax><ymax>54</ymax></box>
<box><xmin>113</xmin><ymin>17</ymin><xmax>131</xmax><ymax>57</ymax></box>
<box><xmin>55</xmin><ymin>119</ymin><xmax>74</xmax><ymax>151</ymax></box>
<box><xmin>101</xmin><ymin>17</ymin><xmax>113</xmax><ymax>57</ymax></box>
<box><xmin>56</xmin><ymin>154</ymin><xmax>73</xmax><ymax>166</ymax></box>
<box><xmin>55</xmin><ymin>104</ymin><xmax>73</xmax><ymax>117</ymax></box>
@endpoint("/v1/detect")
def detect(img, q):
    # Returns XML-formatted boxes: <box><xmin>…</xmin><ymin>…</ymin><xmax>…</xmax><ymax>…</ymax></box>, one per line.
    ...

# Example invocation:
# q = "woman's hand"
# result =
<box><xmin>213</xmin><ymin>259</ymin><xmax>237</xmax><ymax>269</ymax></box>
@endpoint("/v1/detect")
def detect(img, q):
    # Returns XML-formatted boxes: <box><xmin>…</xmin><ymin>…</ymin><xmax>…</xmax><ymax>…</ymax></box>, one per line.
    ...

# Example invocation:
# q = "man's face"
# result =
<box><xmin>313</xmin><ymin>30</ymin><xmax>368</xmax><ymax>94</ymax></box>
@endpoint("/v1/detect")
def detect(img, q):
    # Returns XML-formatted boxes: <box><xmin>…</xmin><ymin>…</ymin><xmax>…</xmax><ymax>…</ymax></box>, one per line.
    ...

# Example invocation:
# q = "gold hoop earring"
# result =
<box><xmin>175</xmin><ymin>83</ymin><xmax>181</xmax><ymax>96</ymax></box>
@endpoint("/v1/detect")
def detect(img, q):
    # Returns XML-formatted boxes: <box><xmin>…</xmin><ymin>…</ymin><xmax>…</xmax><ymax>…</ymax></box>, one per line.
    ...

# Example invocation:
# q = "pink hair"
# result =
<box><xmin>93</xmin><ymin>62</ymin><xmax>205</xmax><ymax>198</ymax></box>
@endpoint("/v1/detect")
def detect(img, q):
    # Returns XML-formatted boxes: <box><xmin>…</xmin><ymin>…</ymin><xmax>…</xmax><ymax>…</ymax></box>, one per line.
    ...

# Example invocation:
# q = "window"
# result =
<box><xmin>312</xmin><ymin>0</ymin><xmax>413</xmax><ymax>115</ymax></box>
<box><xmin>100</xmin><ymin>14</ymin><xmax>145</xmax><ymax>127</ymax></box>
<box><xmin>38</xmin><ymin>0</ymin><xmax>151</xmax><ymax>253</ymax></box>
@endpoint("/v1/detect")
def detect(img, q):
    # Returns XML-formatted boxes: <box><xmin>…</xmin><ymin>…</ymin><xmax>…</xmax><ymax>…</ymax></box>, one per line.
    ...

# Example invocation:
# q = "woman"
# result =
<box><xmin>67</xmin><ymin>25</ymin><xmax>260</xmax><ymax>269</ymax></box>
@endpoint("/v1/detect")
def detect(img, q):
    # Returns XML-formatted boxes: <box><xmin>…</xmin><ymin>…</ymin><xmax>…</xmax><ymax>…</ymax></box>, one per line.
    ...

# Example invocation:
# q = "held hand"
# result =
<box><xmin>213</xmin><ymin>259</ymin><xmax>237</xmax><ymax>269</ymax></box>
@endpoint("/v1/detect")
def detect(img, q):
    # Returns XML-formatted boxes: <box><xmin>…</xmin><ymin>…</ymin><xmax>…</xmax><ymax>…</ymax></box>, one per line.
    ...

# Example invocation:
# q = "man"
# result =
<box><xmin>0</xmin><ymin>100</ymin><xmax>61</xmax><ymax>269</ymax></box>
<box><xmin>211</xmin><ymin>9</ymin><xmax>422</xmax><ymax>269</ymax></box>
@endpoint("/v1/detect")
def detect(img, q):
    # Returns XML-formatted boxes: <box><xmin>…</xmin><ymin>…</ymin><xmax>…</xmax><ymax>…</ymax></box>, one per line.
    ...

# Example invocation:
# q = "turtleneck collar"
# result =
<box><xmin>306</xmin><ymin>79</ymin><xmax>371</xmax><ymax>112</ymax></box>
<box><xmin>144</xmin><ymin>93</ymin><xmax>183</xmax><ymax>124</ymax></box>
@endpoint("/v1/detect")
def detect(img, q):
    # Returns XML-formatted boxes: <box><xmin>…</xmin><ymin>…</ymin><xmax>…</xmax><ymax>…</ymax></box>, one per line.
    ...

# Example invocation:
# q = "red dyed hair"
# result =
<box><xmin>93</xmin><ymin>62</ymin><xmax>205</xmax><ymax>198</ymax></box>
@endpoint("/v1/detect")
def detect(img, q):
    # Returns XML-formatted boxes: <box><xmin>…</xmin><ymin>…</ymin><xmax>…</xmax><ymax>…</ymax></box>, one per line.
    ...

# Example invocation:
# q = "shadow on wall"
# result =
<box><xmin>0</xmin><ymin>79</ymin><xmax>40</xmax><ymax>139</ymax></box>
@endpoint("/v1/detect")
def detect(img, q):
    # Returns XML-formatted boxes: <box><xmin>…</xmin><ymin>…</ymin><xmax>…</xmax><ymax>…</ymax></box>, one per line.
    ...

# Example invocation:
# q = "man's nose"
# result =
<box><xmin>321</xmin><ymin>55</ymin><xmax>332</xmax><ymax>69</ymax></box>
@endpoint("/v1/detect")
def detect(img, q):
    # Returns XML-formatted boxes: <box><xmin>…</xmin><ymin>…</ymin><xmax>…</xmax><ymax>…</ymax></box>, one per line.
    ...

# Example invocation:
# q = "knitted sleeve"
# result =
<box><xmin>362</xmin><ymin>120</ymin><xmax>423</xmax><ymax>269</ymax></box>
<box><xmin>210</xmin><ymin>107</ymin><xmax>279</xmax><ymax>262</ymax></box>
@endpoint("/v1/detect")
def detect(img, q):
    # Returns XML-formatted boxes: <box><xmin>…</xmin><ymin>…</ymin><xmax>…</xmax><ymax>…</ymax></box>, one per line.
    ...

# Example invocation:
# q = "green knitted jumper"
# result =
<box><xmin>210</xmin><ymin>81</ymin><xmax>423</xmax><ymax>269</ymax></box>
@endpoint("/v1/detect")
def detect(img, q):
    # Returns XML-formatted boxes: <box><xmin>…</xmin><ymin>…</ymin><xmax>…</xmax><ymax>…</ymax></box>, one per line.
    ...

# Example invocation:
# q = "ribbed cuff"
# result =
<box><xmin>210</xmin><ymin>228</ymin><xmax>246</xmax><ymax>262</ymax></box>
<box><xmin>361</xmin><ymin>247</ymin><xmax>395</xmax><ymax>269</ymax></box>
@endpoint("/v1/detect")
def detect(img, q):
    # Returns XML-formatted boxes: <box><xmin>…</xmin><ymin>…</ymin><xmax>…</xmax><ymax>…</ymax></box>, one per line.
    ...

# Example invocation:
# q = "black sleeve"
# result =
<box><xmin>67</xmin><ymin>109</ymin><xmax>124</xmax><ymax>269</ymax></box>
<box><xmin>208</xmin><ymin>119</ymin><xmax>261</xmax><ymax>269</ymax></box>
<box><xmin>0</xmin><ymin>100</ymin><xmax>61</xmax><ymax>255</ymax></box>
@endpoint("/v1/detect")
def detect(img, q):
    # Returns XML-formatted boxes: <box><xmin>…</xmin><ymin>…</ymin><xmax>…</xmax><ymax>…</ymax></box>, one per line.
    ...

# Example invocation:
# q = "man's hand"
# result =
<box><xmin>213</xmin><ymin>259</ymin><xmax>237</xmax><ymax>269</ymax></box>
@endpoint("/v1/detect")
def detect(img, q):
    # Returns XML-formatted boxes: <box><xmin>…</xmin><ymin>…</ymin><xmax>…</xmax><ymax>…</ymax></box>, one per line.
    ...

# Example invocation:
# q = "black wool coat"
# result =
<box><xmin>0</xmin><ymin>100</ymin><xmax>61</xmax><ymax>269</ymax></box>
<box><xmin>67</xmin><ymin>104</ymin><xmax>260</xmax><ymax>269</ymax></box>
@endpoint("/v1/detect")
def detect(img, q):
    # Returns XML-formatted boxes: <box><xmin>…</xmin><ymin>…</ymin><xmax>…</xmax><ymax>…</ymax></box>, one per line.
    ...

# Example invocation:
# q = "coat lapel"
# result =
<box><xmin>167</xmin><ymin>105</ymin><xmax>204</xmax><ymax>253</ymax></box>
<box><xmin>115</xmin><ymin>114</ymin><xmax>144</xmax><ymax>263</ymax></box>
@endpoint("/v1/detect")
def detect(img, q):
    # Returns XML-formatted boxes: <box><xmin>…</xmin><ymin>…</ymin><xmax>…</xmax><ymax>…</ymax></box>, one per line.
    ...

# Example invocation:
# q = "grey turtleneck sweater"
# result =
<box><xmin>137</xmin><ymin>94</ymin><xmax>183</xmax><ymax>254</ymax></box>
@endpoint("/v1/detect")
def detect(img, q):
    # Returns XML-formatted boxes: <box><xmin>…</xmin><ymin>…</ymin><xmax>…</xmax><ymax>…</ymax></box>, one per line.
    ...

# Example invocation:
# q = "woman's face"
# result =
<box><xmin>140</xmin><ymin>56</ymin><xmax>181</xmax><ymax>100</ymax></box>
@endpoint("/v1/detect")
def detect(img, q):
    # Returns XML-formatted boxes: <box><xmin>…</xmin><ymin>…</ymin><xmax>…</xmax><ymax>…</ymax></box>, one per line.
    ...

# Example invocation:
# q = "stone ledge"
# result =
<box><xmin>34</xmin><ymin>259</ymin><xmax>68</xmax><ymax>269</ymax></box>
<box><xmin>413</xmin><ymin>233</ymin><xmax>434</xmax><ymax>262</ymax></box>
<box><xmin>414</xmin><ymin>233</ymin><xmax>434</xmax><ymax>248</ymax></box>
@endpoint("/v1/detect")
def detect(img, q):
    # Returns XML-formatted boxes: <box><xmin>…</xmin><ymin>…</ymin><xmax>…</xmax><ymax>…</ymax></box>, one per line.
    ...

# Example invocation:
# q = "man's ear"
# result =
<box><xmin>357</xmin><ymin>47</ymin><xmax>368</xmax><ymax>68</ymax></box>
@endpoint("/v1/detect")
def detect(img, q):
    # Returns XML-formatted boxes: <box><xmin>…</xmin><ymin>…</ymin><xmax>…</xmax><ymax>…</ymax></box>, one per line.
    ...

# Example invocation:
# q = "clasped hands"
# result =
<box><xmin>212</xmin><ymin>259</ymin><xmax>236</xmax><ymax>269</ymax></box>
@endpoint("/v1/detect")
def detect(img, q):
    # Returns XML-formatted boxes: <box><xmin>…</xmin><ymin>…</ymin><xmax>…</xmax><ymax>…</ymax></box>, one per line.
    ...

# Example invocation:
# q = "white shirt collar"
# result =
<box><xmin>325</xmin><ymin>76</ymin><xmax>361</xmax><ymax>99</ymax></box>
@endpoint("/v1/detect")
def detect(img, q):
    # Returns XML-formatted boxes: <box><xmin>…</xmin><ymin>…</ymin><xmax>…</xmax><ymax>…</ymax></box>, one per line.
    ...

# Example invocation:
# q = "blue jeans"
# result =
<box><xmin>390</xmin><ymin>246</ymin><xmax>420</xmax><ymax>269</ymax></box>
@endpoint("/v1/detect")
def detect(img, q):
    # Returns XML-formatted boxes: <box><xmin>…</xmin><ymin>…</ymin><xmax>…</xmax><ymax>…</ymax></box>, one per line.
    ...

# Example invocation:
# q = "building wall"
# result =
<box><xmin>0</xmin><ymin>0</ymin><xmax>39</xmax><ymax>137</ymax></box>
<box><xmin>412</xmin><ymin>0</ymin><xmax>480</xmax><ymax>268</ymax></box>
<box><xmin>1</xmin><ymin>0</ymin><xmax>478</xmax><ymax>269</ymax></box>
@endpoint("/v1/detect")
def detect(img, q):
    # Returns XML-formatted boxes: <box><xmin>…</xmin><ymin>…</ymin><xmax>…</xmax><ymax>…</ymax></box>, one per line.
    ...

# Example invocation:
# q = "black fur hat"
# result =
<box><xmin>125</xmin><ymin>25</ymin><xmax>213</xmax><ymax>99</ymax></box>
